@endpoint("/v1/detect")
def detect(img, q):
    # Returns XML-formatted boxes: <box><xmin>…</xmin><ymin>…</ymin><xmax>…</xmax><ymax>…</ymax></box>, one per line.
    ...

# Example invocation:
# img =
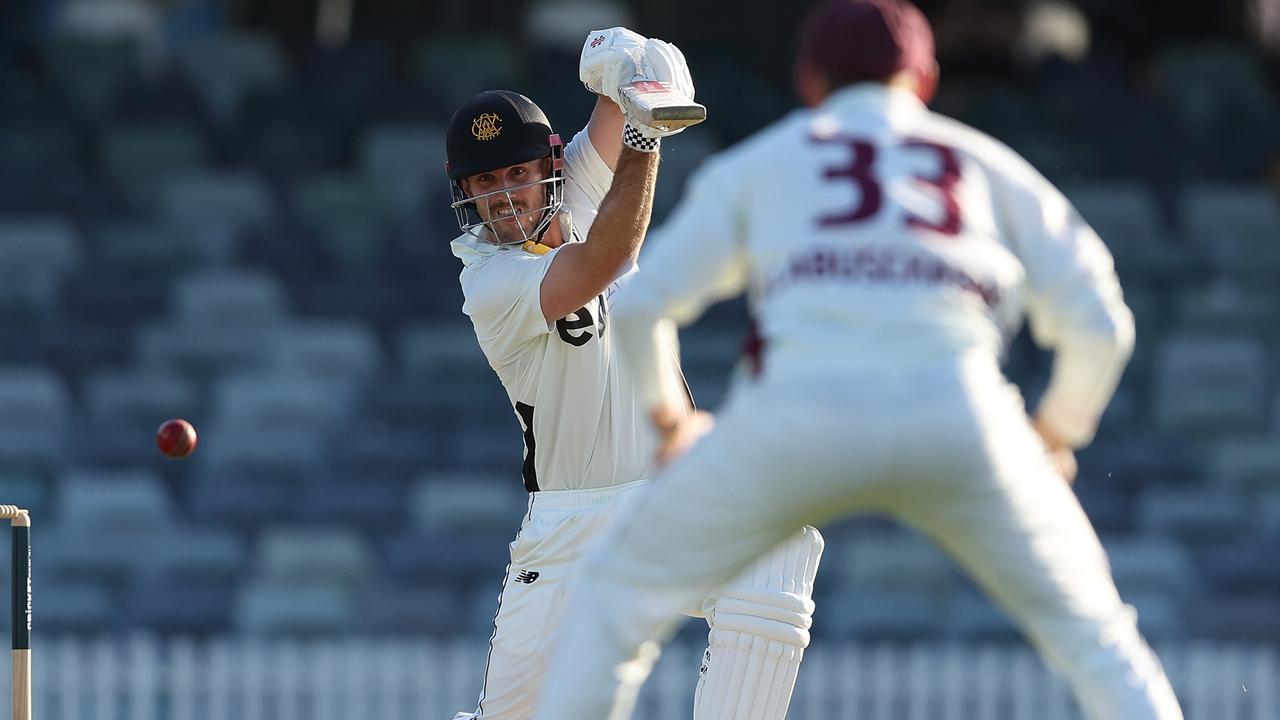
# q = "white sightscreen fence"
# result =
<box><xmin>0</xmin><ymin>637</ymin><xmax>1272</xmax><ymax>719</ymax></box>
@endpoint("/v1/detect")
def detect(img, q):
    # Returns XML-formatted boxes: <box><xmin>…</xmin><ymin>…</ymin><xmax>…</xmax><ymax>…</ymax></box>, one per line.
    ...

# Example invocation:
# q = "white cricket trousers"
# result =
<box><xmin>536</xmin><ymin>353</ymin><xmax>1184</xmax><ymax>720</ymax></box>
<box><xmin>460</xmin><ymin>478</ymin><xmax>821</xmax><ymax>719</ymax></box>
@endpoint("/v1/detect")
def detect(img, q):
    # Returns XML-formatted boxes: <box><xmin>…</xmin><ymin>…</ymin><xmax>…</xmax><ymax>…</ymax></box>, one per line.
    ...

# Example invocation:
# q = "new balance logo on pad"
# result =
<box><xmin>515</xmin><ymin>570</ymin><xmax>540</xmax><ymax>584</ymax></box>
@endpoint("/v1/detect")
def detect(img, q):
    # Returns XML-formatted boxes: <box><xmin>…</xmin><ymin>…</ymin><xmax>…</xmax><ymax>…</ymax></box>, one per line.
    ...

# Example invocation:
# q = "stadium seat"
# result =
<box><xmin>381</xmin><ymin>530</ymin><xmax>512</xmax><ymax>586</ymax></box>
<box><xmin>100</xmin><ymin>121</ymin><xmax>209</xmax><ymax>206</ymax></box>
<box><xmin>409</xmin><ymin>472</ymin><xmax>527</xmax><ymax>535</ymax></box>
<box><xmin>176</xmin><ymin>32</ymin><xmax>289</xmax><ymax>123</ymax></box>
<box><xmin>57</xmin><ymin>468</ymin><xmax>175</xmax><ymax>531</ymax></box>
<box><xmin>1210</xmin><ymin>439</ymin><xmax>1280</xmax><ymax>493</ymax></box>
<box><xmin>1064</xmin><ymin>182</ymin><xmax>1190</xmax><ymax>283</ymax></box>
<box><xmin>0</xmin><ymin>473</ymin><xmax>49</xmax><ymax>520</ymax></box>
<box><xmin>1153</xmin><ymin>333</ymin><xmax>1270</xmax><ymax>436</ymax></box>
<box><xmin>944</xmin><ymin>590</ymin><xmax>1020</xmax><ymax>642</ymax></box>
<box><xmin>1137</xmin><ymin>486</ymin><xmax>1245</xmax><ymax>541</ymax></box>
<box><xmin>358</xmin><ymin>583</ymin><xmax>464</xmax><ymax>636</ymax></box>
<box><xmin>1172</xmin><ymin>280</ymin><xmax>1279</xmax><ymax>336</ymax></box>
<box><xmin>291</xmin><ymin>174</ymin><xmax>392</xmax><ymax>273</ymax></box>
<box><xmin>1104</xmin><ymin>535</ymin><xmax>1200</xmax><ymax>601</ymax></box>
<box><xmin>44</xmin><ymin>35</ymin><xmax>142</xmax><ymax>118</ymax></box>
<box><xmin>210</xmin><ymin>373</ymin><xmax>357</xmax><ymax>434</ymax></box>
<box><xmin>188</xmin><ymin>427</ymin><xmax>324</xmax><ymax>525</ymax></box>
<box><xmin>821</xmin><ymin>588</ymin><xmax>944</xmax><ymax>640</ymax></box>
<box><xmin>1182</xmin><ymin>183</ymin><xmax>1280</xmax><ymax>279</ymax></box>
<box><xmin>267</xmin><ymin>320</ymin><xmax>383</xmax><ymax>386</ymax></box>
<box><xmin>171</xmin><ymin>269</ymin><xmax>290</xmax><ymax>327</ymax></box>
<box><xmin>0</xmin><ymin>216</ymin><xmax>82</xmax><ymax>310</ymax></box>
<box><xmin>1189</xmin><ymin>595</ymin><xmax>1280</xmax><ymax>642</ymax></box>
<box><xmin>398</xmin><ymin>323</ymin><xmax>495</xmax><ymax>385</ymax></box>
<box><xmin>1123</xmin><ymin>590</ymin><xmax>1185</xmax><ymax>641</ymax></box>
<box><xmin>358</xmin><ymin>123</ymin><xmax>448</xmax><ymax>220</ymax></box>
<box><xmin>1193</xmin><ymin>538</ymin><xmax>1280</xmax><ymax>595</ymax></box>
<box><xmin>85</xmin><ymin>369</ymin><xmax>201</xmax><ymax>429</ymax></box>
<box><xmin>36</xmin><ymin>581</ymin><xmax>118</xmax><ymax>633</ymax></box>
<box><xmin>833</xmin><ymin>533</ymin><xmax>959</xmax><ymax>595</ymax></box>
<box><xmin>130</xmin><ymin>577</ymin><xmax>234</xmax><ymax>634</ymax></box>
<box><xmin>94</xmin><ymin>220</ymin><xmax>202</xmax><ymax>277</ymax></box>
<box><xmin>162</xmin><ymin>170</ymin><xmax>274</xmax><ymax>263</ymax></box>
<box><xmin>146</xmin><ymin>527</ymin><xmax>247</xmax><ymax>584</ymax></box>
<box><xmin>255</xmin><ymin>528</ymin><xmax>374</xmax><ymax>584</ymax></box>
<box><xmin>1253</xmin><ymin>491</ymin><xmax>1280</xmax><ymax>536</ymax></box>
<box><xmin>413</xmin><ymin>34</ymin><xmax>518</xmax><ymax>110</ymax></box>
<box><xmin>0</xmin><ymin>367</ymin><xmax>72</xmax><ymax>472</ymax></box>
<box><xmin>235</xmin><ymin>579</ymin><xmax>353</xmax><ymax>635</ymax></box>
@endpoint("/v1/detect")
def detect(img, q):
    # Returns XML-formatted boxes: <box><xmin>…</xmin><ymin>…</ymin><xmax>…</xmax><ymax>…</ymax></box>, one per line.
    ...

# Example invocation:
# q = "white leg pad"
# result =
<box><xmin>694</xmin><ymin>526</ymin><xmax>823</xmax><ymax>720</ymax></box>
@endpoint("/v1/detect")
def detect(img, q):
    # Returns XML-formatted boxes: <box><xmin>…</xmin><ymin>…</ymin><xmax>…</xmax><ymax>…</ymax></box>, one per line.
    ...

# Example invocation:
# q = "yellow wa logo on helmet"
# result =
<box><xmin>471</xmin><ymin>113</ymin><xmax>502</xmax><ymax>141</ymax></box>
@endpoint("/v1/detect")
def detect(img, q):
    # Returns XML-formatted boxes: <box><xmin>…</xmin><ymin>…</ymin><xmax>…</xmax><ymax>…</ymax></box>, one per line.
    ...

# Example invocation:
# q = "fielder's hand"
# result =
<box><xmin>651</xmin><ymin>404</ymin><xmax>714</xmax><ymax>468</ymax></box>
<box><xmin>1033</xmin><ymin>415</ymin><xmax>1078</xmax><ymax>485</ymax></box>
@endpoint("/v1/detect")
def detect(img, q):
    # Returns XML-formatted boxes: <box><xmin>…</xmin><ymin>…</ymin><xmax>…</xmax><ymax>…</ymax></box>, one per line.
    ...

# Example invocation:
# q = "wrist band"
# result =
<box><xmin>623</xmin><ymin>123</ymin><xmax>660</xmax><ymax>153</ymax></box>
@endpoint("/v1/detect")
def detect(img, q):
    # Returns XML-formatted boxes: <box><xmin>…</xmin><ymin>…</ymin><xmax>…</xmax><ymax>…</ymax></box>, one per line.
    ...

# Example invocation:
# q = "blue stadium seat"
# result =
<box><xmin>652</xmin><ymin>130</ymin><xmax>718</xmax><ymax>222</ymax></box>
<box><xmin>267</xmin><ymin>320</ymin><xmax>383</xmax><ymax>387</ymax></box>
<box><xmin>1123</xmin><ymin>590</ymin><xmax>1185</xmax><ymax>641</ymax></box>
<box><xmin>1064</xmin><ymin>182</ymin><xmax>1190</xmax><ymax>283</ymax></box>
<box><xmin>1182</xmin><ymin>184</ymin><xmax>1280</xmax><ymax>279</ymax></box>
<box><xmin>94</xmin><ymin>220</ymin><xmax>202</xmax><ymax>277</ymax></box>
<box><xmin>358</xmin><ymin>583</ymin><xmax>464</xmax><ymax>636</ymax></box>
<box><xmin>0</xmin><ymin>367</ymin><xmax>72</xmax><ymax>472</ymax></box>
<box><xmin>136</xmin><ymin>321</ymin><xmax>277</xmax><ymax>379</ymax></box>
<box><xmin>36</xmin><ymin>581</ymin><xmax>118</xmax><ymax>633</ymax></box>
<box><xmin>832</xmin><ymin>533</ymin><xmax>959</xmax><ymax>595</ymax></box>
<box><xmin>381</xmin><ymin>530</ymin><xmax>511</xmax><ymax>586</ymax></box>
<box><xmin>1193</xmin><ymin>538</ymin><xmax>1280</xmax><ymax>595</ymax></box>
<box><xmin>1210</xmin><ymin>439</ymin><xmax>1280</xmax><ymax>494</ymax></box>
<box><xmin>57</xmin><ymin>468</ymin><xmax>176</xmax><ymax>531</ymax></box>
<box><xmin>1153</xmin><ymin>333</ymin><xmax>1270</xmax><ymax>436</ymax></box>
<box><xmin>85</xmin><ymin>369</ymin><xmax>201</xmax><ymax>429</ymax></box>
<box><xmin>210</xmin><ymin>373</ymin><xmax>356</xmax><ymax>435</ymax></box>
<box><xmin>409</xmin><ymin>472</ymin><xmax>528</xmax><ymax>536</ymax></box>
<box><xmin>100</xmin><ymin>121</ymin><xmax>209</xmax><ymax>206</ymax></box>
<box><xmin>1104</xmin><ymin>535</ymin><xmax>1200</xmax><ymax>601</ymax></box>
<box><xmin>1137</xmin><ymin>486</ymin><xmax>1246</xmax><ymax>541</ymax></box>
<box><xmin>172</xmin><ymin>269</ymin><xmax>290</xmax><ymax>327</ymax></box>
<box><xmin>412</xmin><ymin>34</ymin><xmax>518</xmax><ymax>110</ymax></box>
<box><xmin>943</xmin><ymin>590</ymin><xmax>1020</xmax><ymax>642</ymax></box>
<box><xmin>0</xmin><ymin>216</ymin><xmax>82</xmax><ymax>311</ymax></box>
<box><xmin>176</xmin><ymin>32</ymin><xmax>289</xmax><ymax>124</ymax></box>
<box><xmin>235</xmin><ymin>579</ymin><xmax>353</xmax><ymax>636</ymax></box>
<box><xmin>398</xmin><ymin>323</ymin><xmax>493</xmax><ymax>383</ymax></box>
<box><xmin>820</xmin><ymin>588</ymin><xmax>944</xmax><ymax>641</ymax></box>
<box><xmin>1189</xmin><ymin>595</ymin><xmax>1280</xmax><ymax>642</ymax></box>
<box><xmin>45</xmin><ymin>35</ymin><xmax>142</xmax><ymax>118</ymax></box>
<box><xmin>130</xmin><ymin>577</ymin><xmax>234</xmax><ymax>634</ymax></box>
<box><xmin>290</xmin><ymin>174</ymin><xmax>392</xmax><ymax>273</ymax></box>
<box><xmin>162</xmin><ymin>170</ymin><xmax>274</xmax><ymax>263</ymax></box>
<box><xmin>255</xmin><ymin>528</ymin><xmax>375</xmax><ymax>584</ymax></box>
<box><xmin>358</xmin><ymin>123</ymin><xmax>447</xmax><ymax>220</ymax></box>
<box><xmin>146</xmin><ymin>527</ymin><xmax>247</xmax><ymax>584</ymax></box>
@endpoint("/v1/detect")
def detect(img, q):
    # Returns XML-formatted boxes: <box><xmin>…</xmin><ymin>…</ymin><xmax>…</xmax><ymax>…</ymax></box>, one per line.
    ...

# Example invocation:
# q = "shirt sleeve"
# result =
<box><xmin>562</xmin><ymin>130</ymin><xmax>614</xmax><ymax>211</ymax></box>
<box><xmin>461</xmin><ymin>250</ymin><xmax>559</xmax><ymax>368</ymax></box>
<box><xmin>611</xmin><ymin>158</ymin><xmax>751</xmax><ymax>410</ymax></box>
<box><xmin>993</xmin><ymin>152</ymin><xmax>1135</xmax><ymax>448</ymax></box>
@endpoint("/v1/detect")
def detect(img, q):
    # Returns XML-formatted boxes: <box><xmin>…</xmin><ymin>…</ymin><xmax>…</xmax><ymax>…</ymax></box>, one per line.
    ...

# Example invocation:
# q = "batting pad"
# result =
<box><xmin>694</xmin><ymin>526</ymin><xmax>823</xmax><ymax>720</ymax></box>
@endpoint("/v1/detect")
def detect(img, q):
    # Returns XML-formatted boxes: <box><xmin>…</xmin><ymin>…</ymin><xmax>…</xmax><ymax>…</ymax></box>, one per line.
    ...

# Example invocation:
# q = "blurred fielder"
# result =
<box><xmin>445</xmin><ymin>27</ymin><xmax>822</xmax><ymax>720</ymax></box>
<box><xmin>536</xmin><ymin>2</ymin><xmax>1185</xmax><ymax>719</ymax></box>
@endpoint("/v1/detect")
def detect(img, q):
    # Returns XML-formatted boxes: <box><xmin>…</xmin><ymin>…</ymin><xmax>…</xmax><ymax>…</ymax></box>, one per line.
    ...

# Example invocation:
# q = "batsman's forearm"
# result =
<box><xmin>582</xmin><ymin>147</ymin><xmax>658</xmax><ymax>272</ymax></box>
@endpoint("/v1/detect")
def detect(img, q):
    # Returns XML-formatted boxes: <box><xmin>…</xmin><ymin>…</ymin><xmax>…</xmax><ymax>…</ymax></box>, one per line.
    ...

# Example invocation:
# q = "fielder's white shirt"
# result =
<box><xmin>613</xmin><ymin>84</ymin><xmax>1134</xmax><ymax>448</ymax></box>
<box><xmin>452</xmin><ymin>131</ymin><xmax>666</xmax><ymax>491</ymax></box>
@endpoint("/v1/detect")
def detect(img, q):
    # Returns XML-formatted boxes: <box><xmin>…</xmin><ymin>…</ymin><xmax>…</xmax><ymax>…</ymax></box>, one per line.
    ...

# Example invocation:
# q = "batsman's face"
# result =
<box><xmin>462</xmin><ymin>158</ymin><xmax>551</xmax><ymax>244</ymax></box>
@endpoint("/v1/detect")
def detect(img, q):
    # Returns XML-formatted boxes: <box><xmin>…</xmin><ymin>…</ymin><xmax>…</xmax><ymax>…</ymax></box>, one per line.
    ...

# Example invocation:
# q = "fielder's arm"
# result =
<box><xmin>610</xmin><ymin>158</ymin><xmax>749</xmax><ymax>418</ymax></box>
<box><xmin>995</xmin><ymin>153</ymin><xmax>1135</xmax><ymax>450</ymax></box>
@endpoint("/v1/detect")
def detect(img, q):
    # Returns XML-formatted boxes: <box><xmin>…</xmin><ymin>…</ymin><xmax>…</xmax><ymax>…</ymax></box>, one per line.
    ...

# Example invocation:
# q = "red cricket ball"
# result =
<box><xmin>156</xmin><ymin>419</ymin><xmax>198</xmax><ymax>459</ymax></box>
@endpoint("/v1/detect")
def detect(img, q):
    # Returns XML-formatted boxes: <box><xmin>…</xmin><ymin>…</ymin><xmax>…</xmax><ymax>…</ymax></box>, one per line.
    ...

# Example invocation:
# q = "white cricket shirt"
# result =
<box><xmin>452</xmin><ymin>131</ymin><xmax>666</xmax><ymax>491</ymax></box>
<box><xmin>612</xmin><ymin>84</ymin><xmax>1134</xmax><ymax>449</ymax></box>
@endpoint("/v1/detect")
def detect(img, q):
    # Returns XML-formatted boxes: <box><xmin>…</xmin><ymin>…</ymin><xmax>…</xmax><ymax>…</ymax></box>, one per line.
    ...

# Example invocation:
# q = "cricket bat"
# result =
<box><xmin>617</xmin><ymin>81</ymin><xmax>707</xmax><ymax>133</ymax></box>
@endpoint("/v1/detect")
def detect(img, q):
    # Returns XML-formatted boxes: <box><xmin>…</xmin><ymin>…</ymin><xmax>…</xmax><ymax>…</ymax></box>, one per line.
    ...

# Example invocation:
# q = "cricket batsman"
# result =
<box><xmin>536</xmin><ymin>2</ymin><xmax>1185</xmax><ymax>718</ymax></box>
<box><xmin>445</xmin><ymin>27</ymin><xmax>823</xmax><ymax>719</ymax></box>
